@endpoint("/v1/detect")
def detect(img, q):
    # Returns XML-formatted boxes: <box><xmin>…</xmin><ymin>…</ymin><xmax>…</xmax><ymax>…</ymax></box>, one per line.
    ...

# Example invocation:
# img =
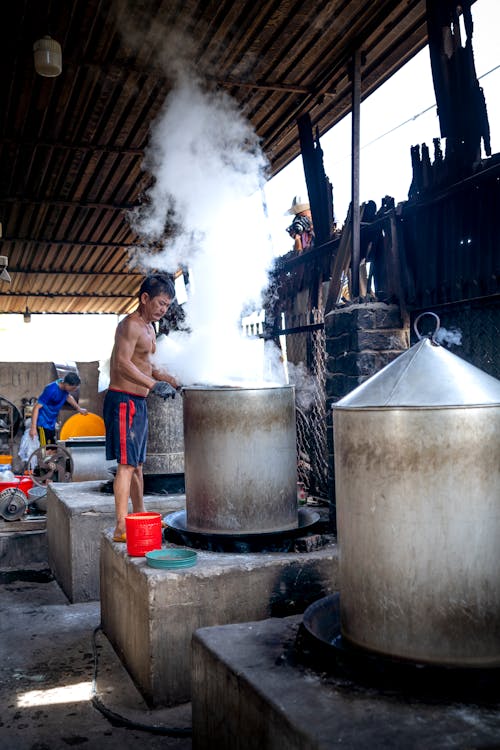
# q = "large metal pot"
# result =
<box><xmin>183</xmin><ymin>385</ymin><xmax>298</xmax><ymax>534</ymax></box>
<box><xmin>333</xmin><ymin>317</ymin><xmax>500</xmax><ymax>666</ymax></box>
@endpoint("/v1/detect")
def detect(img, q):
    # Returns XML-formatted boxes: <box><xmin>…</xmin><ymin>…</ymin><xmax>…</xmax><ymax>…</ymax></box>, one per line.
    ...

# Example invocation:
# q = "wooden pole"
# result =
<box><xmin>351</xmin><ymin>48</ymin><xmax>361</xmax><ymax>299</ymax></box>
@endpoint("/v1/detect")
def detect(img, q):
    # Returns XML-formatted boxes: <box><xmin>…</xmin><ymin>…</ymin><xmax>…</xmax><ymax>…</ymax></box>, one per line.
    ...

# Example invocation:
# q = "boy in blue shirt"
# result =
<box><xmin>29</xmin><ymin>372</ymin><xmax>88</xmax><ymax>446</ymax></box>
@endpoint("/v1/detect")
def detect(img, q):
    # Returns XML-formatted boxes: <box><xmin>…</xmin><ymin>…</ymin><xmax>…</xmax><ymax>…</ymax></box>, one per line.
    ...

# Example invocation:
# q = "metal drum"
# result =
<box><xmin>332</xmin><ymin>314</ymin><xmax>500</xmax><ymax>666</ymax></box>
<box><xmin>58</xmin><ymin>437</ymin><xmax>116</xmax><ymax>481</ymax></box>
<box><xmin>143</xmin><ymin>393</ymin><xmax>184</xmax><ymax>475</ymax></box>
<box><xmin>183</xmin><ymin>385</ymin><xmax>298</xmax><ymax>534</ymax></box>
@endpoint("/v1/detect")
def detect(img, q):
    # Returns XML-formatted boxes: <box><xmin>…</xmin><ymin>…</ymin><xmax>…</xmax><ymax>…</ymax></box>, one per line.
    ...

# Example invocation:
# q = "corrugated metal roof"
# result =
<box><xmin>0</xmin><ymin>0</ymin><xmax>428</xmax><ymax>315</ymax></box>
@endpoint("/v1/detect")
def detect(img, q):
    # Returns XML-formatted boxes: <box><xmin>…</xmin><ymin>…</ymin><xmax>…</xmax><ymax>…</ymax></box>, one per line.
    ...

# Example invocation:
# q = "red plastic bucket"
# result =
<box><xmin>125</xmin><ymin>512</ymin><xmax>162</xmax><ymax>557</ymax></box>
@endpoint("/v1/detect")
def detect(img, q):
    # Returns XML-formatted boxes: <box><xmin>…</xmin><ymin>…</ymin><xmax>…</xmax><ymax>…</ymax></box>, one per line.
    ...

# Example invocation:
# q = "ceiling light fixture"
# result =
<box><xmin>33</xmin><ymin>35</ymin><xmax>62</xmax><ymax>77</ymax></box>
<box><xmin>0</xmin><ymin>254</ymin><xmax>10</xmax><ymax>284</ymax></box>
<box><xmin>24</xmin><ymin>306</ymin><xmax>31</xmax><ymax>324</ymax></box>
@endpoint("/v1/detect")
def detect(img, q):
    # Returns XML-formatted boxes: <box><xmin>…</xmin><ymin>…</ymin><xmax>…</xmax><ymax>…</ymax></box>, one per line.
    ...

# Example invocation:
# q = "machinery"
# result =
<box><xmin>27</xmin><ymin>444</ymin><xmax>73</xmax><ymax>487</ymax></box>
<box><xmin>0</xmin><ymin>487</ymin><xmax>29</xmax><ymax>520</ymax></box>
<box><xmin>0</xmin><ymin>476</ymin><xmax>34</xmax><ymax>521</ymax></box>
<box><xmin>0</xmin><ymin>445</ymin><xmax>73</xmax><ymax>521</ymax></box>
<box><xmin>0</xmin><ymin>395</ymin><xmax>22</xmax><ymax>457</ymax></box>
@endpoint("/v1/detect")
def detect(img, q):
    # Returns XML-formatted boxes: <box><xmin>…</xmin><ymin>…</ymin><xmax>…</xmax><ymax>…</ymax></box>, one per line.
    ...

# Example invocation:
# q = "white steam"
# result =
<box><xmin>287</xmin><ymin>361</ymin><xmax>319</xmax><ymax>410</ymax></box>
<box><xmin>130</xmin><ymin>67</ymin><xmax>282</xmax><ymax>386</ymax></box>
<box><xmin>435</xmin><ymin>326</ymin><xmax>462</xmax><ymax>347</ymax></box>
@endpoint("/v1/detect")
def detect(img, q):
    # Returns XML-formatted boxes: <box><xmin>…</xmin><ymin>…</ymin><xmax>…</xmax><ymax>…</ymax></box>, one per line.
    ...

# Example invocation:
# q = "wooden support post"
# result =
<box><xmin>351</xmin><ymin>48</ymin><xmax>361</xmax><ymax>299</ymax></box>
<box><xmin>297</xmin><ymin>113</ymin><xmax>333</xmax><ymax>247</ymax></box>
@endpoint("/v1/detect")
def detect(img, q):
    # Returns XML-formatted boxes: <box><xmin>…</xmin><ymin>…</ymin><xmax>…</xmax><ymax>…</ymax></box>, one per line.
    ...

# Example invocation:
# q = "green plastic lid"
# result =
<box><xmin>145</xmin><ymin>548</ymin><xmax>197</xmax><ymax>569</ymax></box>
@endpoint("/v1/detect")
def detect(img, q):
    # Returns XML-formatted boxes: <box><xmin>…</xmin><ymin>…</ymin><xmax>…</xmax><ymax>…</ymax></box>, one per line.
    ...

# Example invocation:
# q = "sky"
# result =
<box><xmin>0</xmin><ymin>0</ymin><xmax>497</xmax><ymax>364</ymax></box>
<box><xmin>263</xmin><ymin>0</ymin><xmax>500</xmax><ymax>250</ymax></box>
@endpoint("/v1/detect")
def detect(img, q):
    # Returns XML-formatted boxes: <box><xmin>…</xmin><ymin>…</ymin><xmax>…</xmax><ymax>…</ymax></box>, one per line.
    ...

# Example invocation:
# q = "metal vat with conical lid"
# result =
<box><xmin>332</xmin><ymin>313</ymin><xmax>500</xmax><ymax>666</ymax></box>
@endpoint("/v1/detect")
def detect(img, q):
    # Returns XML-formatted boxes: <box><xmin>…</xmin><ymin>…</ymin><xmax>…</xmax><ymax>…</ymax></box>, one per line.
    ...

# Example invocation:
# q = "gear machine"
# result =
<box><xmin>0</xmin><ymin>486</ymin><xmax>30</xmax><ymax>521</ymax></box>
<box><xmin>0</xmin><ymin>393</ymin><xmax>74</xmax><ymax>520</ymax></box>
<box><xmin>27</xmin><ymin>444</ymin><xmax>74</xmax><ymax>487</ymax></box>
<box><xmin>0</xmin><ymin>395</ymin><xmax>27</xmax><ymax>520</ymax></box>
<box><xmin>0</xmin><ymin>446</ymin><xmax>74</xmax><ymax>521</ymax></box>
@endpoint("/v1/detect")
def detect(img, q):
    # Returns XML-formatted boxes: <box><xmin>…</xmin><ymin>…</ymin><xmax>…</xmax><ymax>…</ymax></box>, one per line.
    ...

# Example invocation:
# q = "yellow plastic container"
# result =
<box><xmin>59</xmin><ymin>413</ymin><xmax>105</xmax><ymax>440</ymax></box>
<box><xmin>0</xmin><ymin>455</ymin><xmax>13</xmax><ymax>465</ymax></box>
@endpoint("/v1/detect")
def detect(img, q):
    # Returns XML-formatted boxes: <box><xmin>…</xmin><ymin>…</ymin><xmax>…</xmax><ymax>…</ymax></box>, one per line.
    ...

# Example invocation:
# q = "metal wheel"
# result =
<box><xmin>0</xmin><ymin>396</ymin><xmax>22</xmax><ymax>436</ymax></box>
<box><xmin>27</xmin><ymin>444</ymin><xmax>74</xmax><ymax>486</ymax></box>
<box><xmin>0</xmin><ymin>487</ymin><xmax>27</xmax><ymax>520</ymax></box>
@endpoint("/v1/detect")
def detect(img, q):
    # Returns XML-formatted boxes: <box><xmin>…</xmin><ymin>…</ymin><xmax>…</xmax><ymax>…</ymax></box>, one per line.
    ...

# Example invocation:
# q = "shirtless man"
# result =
<box><xmin>103</xmin><ymin>274</ymin><xmax>179</xmax><ymax>541</ymax></box>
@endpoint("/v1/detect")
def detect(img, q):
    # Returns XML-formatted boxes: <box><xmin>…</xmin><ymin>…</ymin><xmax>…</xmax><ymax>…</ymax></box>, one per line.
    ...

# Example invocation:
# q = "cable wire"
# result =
<box><xmin>361</xmin><ymin>61</ymin><xmax>500</xmax><ymax>152</ymax></box>
<box><xmin>90</xmin><ymin>625</ymin><xmax>192</xmax><ymax>737</ymax></box>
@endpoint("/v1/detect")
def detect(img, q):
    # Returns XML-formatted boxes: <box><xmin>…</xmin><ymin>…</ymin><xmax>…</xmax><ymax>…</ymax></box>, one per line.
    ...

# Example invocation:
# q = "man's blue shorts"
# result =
<box><xmin>103</xmin><ymin>388</ymin><xmax>148</xmax><ymax>467</ymax></box>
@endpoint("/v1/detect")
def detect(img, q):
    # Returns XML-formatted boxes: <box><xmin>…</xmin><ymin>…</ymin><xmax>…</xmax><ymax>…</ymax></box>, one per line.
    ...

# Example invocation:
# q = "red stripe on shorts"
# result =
<box><xmin>128</xmin><ymin>399</ymin><xmax>136</xmax><ymax>427</ymax></box>
<box><xmin>119</xmin><ymin>401</ymin><xmax>128</xmax><ymax>464</ymax></box>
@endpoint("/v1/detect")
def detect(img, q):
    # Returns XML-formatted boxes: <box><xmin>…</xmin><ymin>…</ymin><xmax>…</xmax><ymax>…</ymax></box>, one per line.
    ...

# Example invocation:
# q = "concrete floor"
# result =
<box><xmin>0</xmin><ymin>568</ymin><xmax>192</xmax><ymax>750</ymax></box>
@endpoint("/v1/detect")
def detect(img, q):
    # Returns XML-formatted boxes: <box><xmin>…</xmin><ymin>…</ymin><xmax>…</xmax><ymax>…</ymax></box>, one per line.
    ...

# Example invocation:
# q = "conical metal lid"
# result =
<box><xmin>334</xmin><ymin>315</ymin><xmax>500</xmax><ymax>409</ymax></box>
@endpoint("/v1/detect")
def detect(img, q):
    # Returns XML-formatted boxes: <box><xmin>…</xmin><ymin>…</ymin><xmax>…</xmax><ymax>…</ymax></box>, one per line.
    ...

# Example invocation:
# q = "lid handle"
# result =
<box><xmin>413</xmin><ymin>311</ymin><xmax>441</xmax><ymax>343</ymax></box>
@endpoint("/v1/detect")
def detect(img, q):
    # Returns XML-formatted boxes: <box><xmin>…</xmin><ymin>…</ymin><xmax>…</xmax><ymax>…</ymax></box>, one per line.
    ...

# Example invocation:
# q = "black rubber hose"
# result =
<box><xmin>90</xmin><ymin>625</ymin><xmax>192</xmax><ymax>737</ymax></box>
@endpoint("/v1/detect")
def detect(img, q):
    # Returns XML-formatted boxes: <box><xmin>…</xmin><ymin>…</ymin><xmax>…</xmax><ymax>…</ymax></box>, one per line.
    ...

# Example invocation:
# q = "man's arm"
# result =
<box><xmin>151</xmin><ymin>365</ymin><xmax>179</xmax><ymax>389</ymax></box>
<box><xmin>29</xmin><ymin>403</ymin><xmax>42</xmax><ymax>438</ymax></box>
<box><xmin>66</xmin><ymin>394</ymin><xmax>88</xmax><ymax>415</ymax></box>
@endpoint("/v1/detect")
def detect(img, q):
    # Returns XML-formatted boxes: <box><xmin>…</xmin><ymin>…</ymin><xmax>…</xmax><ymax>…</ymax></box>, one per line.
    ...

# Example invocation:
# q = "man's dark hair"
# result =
<box><xmin>63</xmin><ymin>372</ymin><xmax>81</xmax><ymax>386</ymax></box>
<box><xmin>139</xmin><ymin>274</ymin><xmax>176</xmax><ymax>301</ymax></box>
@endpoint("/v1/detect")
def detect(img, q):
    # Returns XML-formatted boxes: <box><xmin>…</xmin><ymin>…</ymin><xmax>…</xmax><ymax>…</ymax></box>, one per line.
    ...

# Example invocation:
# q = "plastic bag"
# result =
<box><xmin>18</xmin><ymin>429</ymin><xmax>40</xmax><ymax>462</ymax></box>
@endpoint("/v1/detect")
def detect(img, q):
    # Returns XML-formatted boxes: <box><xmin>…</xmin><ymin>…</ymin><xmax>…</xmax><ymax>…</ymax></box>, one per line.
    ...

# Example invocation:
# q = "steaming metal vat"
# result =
<box><xmin>332</xmin><ymin>317</ymin><xmax>500</xmax><ymax>666</ymax></box>
<box><xmin>183</xmin><ymin>385</ymin><xmax>298</xmax><ymax>534</ymax></box>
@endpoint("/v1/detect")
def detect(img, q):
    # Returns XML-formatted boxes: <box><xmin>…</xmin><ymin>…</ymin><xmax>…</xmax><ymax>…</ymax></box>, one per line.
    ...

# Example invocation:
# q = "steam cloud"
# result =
<box><xmin>128</xmin><ymin>42</ymin><xmax>285</xmax><ymax>386</ymax></box>
<box><xmin>435</xmin><ymin>326</ymin><xmax>462</xmax><ymax>347</ymax></box>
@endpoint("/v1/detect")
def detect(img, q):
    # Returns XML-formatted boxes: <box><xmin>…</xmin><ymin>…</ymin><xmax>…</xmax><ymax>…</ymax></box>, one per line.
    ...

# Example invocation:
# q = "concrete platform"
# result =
<box><xmin>48</xmin><ymin>481</ymin><xmax>186</xmax><ymax>603</ymax></box>
<box><xmin>100</xmin><ymin>533</ymin><xmax>338</xmax><ymax>707</ymax></box>
<box><xmin>191</xmin><ymin>615</ymin><xmax>500</xmax><ymax>750</ymax></box>
<box><xmin>0</xmin><ymin>516</ymin><xmax>48</xmax><ymax>570</ymax></box>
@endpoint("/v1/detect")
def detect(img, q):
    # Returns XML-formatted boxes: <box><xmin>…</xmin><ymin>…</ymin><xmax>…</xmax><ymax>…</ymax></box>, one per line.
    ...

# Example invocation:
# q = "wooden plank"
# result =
<box><xmin>324</xmin><ymin>203</ymin><xmax>353</xmax><ymax>313</ymax></box>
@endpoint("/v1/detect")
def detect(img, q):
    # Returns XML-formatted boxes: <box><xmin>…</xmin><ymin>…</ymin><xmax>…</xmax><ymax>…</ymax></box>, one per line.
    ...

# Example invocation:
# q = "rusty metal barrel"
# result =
<box><xmin>182</xmin><ymin>385</ymin><xmax>298</xmax><ymax>534</ymax></box>
<box><xmin>332</xmin><ymin>313</ymin><xmax>500</xmax><ymax>666</ymax></box>
<box><xmin>143</xmin><ymin>393</ymin><xmax>184</xmax><ymax>475</ymax></box>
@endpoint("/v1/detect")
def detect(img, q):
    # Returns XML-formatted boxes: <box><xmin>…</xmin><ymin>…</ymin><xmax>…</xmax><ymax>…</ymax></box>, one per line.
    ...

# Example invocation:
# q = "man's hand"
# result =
<box><xmin>151</xmin><ymin>381</ymin><xmax>177</xmax><ymax>400</ymax></box>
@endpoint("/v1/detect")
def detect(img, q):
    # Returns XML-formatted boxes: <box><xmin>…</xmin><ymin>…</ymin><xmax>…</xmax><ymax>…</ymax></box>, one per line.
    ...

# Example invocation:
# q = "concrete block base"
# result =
<box><xmin>48</xmin><ymin>481</ymin><xmax>185</xmax><ymax>602</ymax></box>
<box><xmin>0</xmin><ymin>518</ymin><xmax>47</xmax><ymax>571</ymax></box>
<box><xmin>192</xmin><ymin>615</ymin><xmax>500</xmax><ymax>750</ymax></box>
<box><xmin>100</xmin><ymin>533</ymin><xmax>338</xmax><ymax>707</ymax></box>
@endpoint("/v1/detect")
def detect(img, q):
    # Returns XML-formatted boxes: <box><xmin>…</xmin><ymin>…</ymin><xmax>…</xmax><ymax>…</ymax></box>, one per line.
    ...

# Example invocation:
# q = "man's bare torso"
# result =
<box><xmin>109</xmin><ymin>312</ymin><xmax>156</xmax><ymax>396</ymax></box>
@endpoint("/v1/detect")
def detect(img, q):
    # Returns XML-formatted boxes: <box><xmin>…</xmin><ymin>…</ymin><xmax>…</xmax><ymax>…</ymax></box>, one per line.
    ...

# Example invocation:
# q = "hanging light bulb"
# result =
<box><xmin>33</xmin><ymin>35</ymin><xmax>62</xmax><ymax>77</ymax></box>
<box><xmin>24</xmin><ymin>306</ymin><xmax>31</xmax><ymax>324</ymax></box>
<box><xmin>0</xmin><ymin>254</ymin><xmax>10</xmax><ymax>284</ymax></box>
